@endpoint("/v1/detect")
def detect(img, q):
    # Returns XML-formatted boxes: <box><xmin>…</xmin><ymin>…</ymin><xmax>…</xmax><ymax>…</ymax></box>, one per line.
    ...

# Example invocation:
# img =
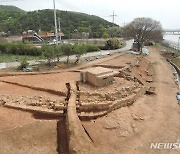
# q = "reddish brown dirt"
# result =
<box><xmin>0</xmin><ymin>107</ymin><xmax>36</xmax><ymax>131</ymax></box>
<box><xmin>82</xmin><ymin>47</ymin><xmax>180</xmax><ymax>154</ymax></box>
<box><xmin>0</xmin><ymin>72</ymin><xmax>80</xmax><ymax>154</ymax></box>
<box><xmin>0</xmin><ymin>81</ymin><xmax>61</xmax><ymax>98</ymax></box>
<box><xmin>0</xmin><ymin>72</ymin><xmax>80</xmax><ymax>93</ymax></box>
<box><xmin>99</xmin><ymin>53</ymin><xmax>138</xmax><ymax>68</ymax></box>
<box><xmin>131</xmin><ymin>56</ymin><xmax>155</xmax><ymax>87</ymax></box>
<box><xmin>0</xmin><ymin>49</ymin><xmax>179</xmax><ymax>154</ymax></box>
<box><xmin>0</xmin><ymin>120</ymin><xmax>58</xmax><ymax>154</ymax></box>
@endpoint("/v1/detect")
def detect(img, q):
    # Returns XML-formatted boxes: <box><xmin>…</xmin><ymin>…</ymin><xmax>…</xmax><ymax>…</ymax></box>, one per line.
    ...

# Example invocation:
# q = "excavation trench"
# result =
<box><xmin>65</xmin><ymin>82</ymin><xmax>96</xmax><ymax>154</ymax></box>
<box><xmin>56</xmin><ymin>81</ymin><xmax>96</xmax><ymax>154</ymax></box>
<box><xmin>0</xmin><ymin>72</ymin><xmax>147</xmax><ymax>153</ymax></box>
<box><xmin>57</xmin><ymin>119</ymin><xmax>69</xmax><ymax>154</ymax></box>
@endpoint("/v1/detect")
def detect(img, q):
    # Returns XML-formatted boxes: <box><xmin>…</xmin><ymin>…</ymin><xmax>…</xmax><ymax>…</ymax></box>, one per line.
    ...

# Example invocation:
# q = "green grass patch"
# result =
<box><xmin>0</xmin><ymin>54</ymin><xmax>42</xmax><ymax>63</ymax></box>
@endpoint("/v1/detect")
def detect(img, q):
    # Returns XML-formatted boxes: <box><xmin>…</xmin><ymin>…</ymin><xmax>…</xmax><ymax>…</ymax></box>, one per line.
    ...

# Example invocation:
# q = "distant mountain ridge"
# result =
<box><xmin>0</xmin><ymin>5</ymin><xmax>25</xmax><ymax>12</ymax></box>
<box><xmin>0</xmin><ymin>5</ymin><xmax>116</xmax><ymax>38</ymax></box>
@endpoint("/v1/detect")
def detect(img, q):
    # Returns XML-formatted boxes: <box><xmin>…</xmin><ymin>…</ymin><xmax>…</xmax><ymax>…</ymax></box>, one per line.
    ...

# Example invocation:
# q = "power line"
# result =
<box><xmin>56</xmin><ymin>1</ymin><xmax>118</xmax><ymax>25</ymax></box>
<box><xmin>0</xmin><ymin>0</ymin><xmax>24</xmax><ymax>2</ymax></box>
<box><xmin>116</xmin><ymin>16</ymin><xmax>125</xmax><ymax>27</ymax></box>
<box><xmin>56</xmin><ymin>0</ymin><xmax>76</xmax><ymax>11</ymax></box>
<box><xmin>56</xmin><ymin>0</ymin><xmax>92</xmax><ymax>15</ymax></box>
<box><xmin>56</xmin><ymin>0</ymin><xmax>82</xmax><ymax>12</ymax></box>
<box><xmin>56</xmin><ymin>0</ymin><xmax>117</xmax><ymax>25</ymax></box>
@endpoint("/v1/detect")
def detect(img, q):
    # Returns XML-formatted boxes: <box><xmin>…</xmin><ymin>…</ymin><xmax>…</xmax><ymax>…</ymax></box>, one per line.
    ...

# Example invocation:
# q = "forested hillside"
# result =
<box><xmin>0</xmin><ymin>5</ymin><xmax>25</xmax><ymax>12</ymax></box>
<box><xmin>0</xmin><ymin>5</ymin><xmax>119</xmax><ymax>38</ymax></box>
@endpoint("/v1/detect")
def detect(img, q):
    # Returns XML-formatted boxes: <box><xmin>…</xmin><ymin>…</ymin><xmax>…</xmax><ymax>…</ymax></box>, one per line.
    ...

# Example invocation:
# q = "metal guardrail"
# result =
<box><xmin>167</xmin><ymin>59</ymin><xmax>180</xmax><ymax>76</ymax></box>
<box><xmin>166</xmin><ymin>59</ymin><xmax>180</xmax><ymax>92</ymax></box>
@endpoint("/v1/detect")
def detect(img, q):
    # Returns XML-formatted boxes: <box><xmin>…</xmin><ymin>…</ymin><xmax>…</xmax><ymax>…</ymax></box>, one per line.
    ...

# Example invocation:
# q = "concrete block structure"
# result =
<box><xmin>80</xmin><ymin>67</ymin><xmax>119</xmax><ymax>87</ymax></box>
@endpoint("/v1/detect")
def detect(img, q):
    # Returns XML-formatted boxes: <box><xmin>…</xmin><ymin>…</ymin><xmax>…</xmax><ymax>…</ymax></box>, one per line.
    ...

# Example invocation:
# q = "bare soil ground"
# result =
<box><xmin>82</xmin><ymin>47</ymin><xmax>180</xmax><ymax>154</ymax></box>
<box><xmin>0</xmin><ymin>120</ymin><xmax>58</xmax><ymax>154</ymax></box>
<box><xmin>0</xmin><ymin>72</ymin><xmax>80</xmax><ymax>94</ymax></box>
<box><xmin>98</xmin><ymin>53</ymin><xmax>138</xmax><ymax>68</ymax></box>
<box><xmin>0</xmin><ymin>81</ymin><xmax>60</xmax><ymax>98</ymax></box>
<box><xmin>0</xmin><ymin>48</ymin><xmax>179</xmax><ymax>154</ymax></box>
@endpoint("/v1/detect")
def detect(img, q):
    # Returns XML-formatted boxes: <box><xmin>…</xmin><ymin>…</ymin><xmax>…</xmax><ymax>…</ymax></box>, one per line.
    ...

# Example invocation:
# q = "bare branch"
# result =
<box><xmin>124</xmin><ymin>17</ymin><xmax>163</xmax><ymax>51</ymax></box>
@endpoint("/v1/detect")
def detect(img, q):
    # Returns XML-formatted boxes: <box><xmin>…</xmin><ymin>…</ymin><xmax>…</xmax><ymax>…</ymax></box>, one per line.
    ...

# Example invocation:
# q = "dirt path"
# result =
<box><xmin>121</xmin><ymin>47</ymin><xmax>180</xmax><ymax>153</ymax></box>
<box><xmin>82</xmin><ymin>47</ymin><xmax>180</xmax><ymax>154</ymax></box>
<box><xmin>120</xmin><ymin>47</ymin><xmax>180</xmax><ymax>154</ymax></box>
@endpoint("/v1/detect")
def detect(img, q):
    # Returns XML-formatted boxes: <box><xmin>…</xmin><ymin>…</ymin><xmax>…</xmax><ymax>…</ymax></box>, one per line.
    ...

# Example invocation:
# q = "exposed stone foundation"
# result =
<box><xmin>1</xmin><ymin>72</ymin><xmax>146</xmax><ymax>119</ymax></box>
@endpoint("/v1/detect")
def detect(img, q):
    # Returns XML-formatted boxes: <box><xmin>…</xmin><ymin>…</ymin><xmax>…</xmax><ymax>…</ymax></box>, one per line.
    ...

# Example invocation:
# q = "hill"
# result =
<box><xmin>0</xmin><ymin>5</ymin><xmax>25</xmax><ymax>12</ymax></box>
<box><xmin>0</xmin><ymin>5</ymin><xmax>116</xmax><ymax>38</ymax></box>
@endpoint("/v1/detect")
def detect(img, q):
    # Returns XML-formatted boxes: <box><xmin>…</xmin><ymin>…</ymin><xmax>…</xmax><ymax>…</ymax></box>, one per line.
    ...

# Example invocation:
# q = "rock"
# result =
<box><xmin>46</xmin><ymin>98</ymin><xmax>50</xmax><ymax>103</ymax></box>
<box><xmin>38</xmin><ymin>96</ymin><xmax>43</xmax><ymax>99</ymax></box>
<box><xmin>53</xmin><ymin>104</ymin><xmax>64</xmax><ymax>111</ymax></box>
<box><xmin>134</xmin><ymin>128</ymin><xmax>139</xmax><ymax>133</ymax></box>
<box><xmin>140</xmin><ymin>116</ymin><xmax>144</xmax><ymax>120</ymax></box>
<box><xmin>132</xmin><ymin>114</ymin><xmax>139</xmax><ymax>120</ymax></box>
<box><xmin>38</xmin><ymin>102</ymin><xmax>43</xmax><ymax>106</ymax></box>
<box><xmin>0</xmin><ymin>101</ymin><xmax>5</xmax><ymax>105</ymax></box>
<box><xmin>132</xmin><ymin>124</ymin><xmax>136</xmax><ymax>128</ymax></box>
<box><xmin>105</xmin><ymin>94</ymin><xmax>115</xmax><ymax>101</ymax></box>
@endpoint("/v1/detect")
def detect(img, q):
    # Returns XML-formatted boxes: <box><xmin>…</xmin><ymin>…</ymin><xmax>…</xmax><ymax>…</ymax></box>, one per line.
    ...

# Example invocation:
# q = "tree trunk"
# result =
<box><xmin>48</xmin><ymin>58</ymin><xmax>51</xmax><ymax>66</ymax></box>
<box><xmin>67</xmin><ymin>56</ymin><xmax>69</xmax><ymax>65</ymax></box>
<box><xmin>75</xmin><ymin>55</ymin><xmax>80</xmax><ymax>64</ymax></box>
<box><xmin>137</xmin><ymin>42</ymin><xmax>142</xmax><ymax>54</ymax></box>
<box><xmin>57</xmin><ymin>56</ymin><xmax>60</xmax><ymax>62</ymax></box>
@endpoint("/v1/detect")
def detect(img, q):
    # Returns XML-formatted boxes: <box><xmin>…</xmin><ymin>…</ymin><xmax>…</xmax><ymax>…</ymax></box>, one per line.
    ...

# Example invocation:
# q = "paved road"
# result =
<box><xmin>0</xmin><ymin>40</ymin><xmax>133</xmax><ymax>69</ymax></box>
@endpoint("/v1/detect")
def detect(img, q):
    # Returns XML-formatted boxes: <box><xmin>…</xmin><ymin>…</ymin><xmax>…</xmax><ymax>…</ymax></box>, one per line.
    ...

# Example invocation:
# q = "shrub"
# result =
<box><xmin>105</xmin><ymin>38</ymin><xmax>121</xmax><ymax>50</ymax></box>
<box><xmin>85</xmin><ymin>44</ymin><xmax>100</xmax><ymax>52</ymax></box>
<box><xmin>18</xmin><ymin>58</ymin><xmax>29</xmax><ymax>70</ymax></box>
<box><xmin>0</xmin><ymin>43</ymin><xmax>42</xmax><ymax>56</ymax></box>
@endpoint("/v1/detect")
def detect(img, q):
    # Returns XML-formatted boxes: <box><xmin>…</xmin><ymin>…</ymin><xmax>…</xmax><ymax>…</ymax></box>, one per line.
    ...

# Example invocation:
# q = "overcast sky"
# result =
<box><xmin>1</xmin><ymin>0</ymin><xmax>180</xmax><ymax>29</ymax></box>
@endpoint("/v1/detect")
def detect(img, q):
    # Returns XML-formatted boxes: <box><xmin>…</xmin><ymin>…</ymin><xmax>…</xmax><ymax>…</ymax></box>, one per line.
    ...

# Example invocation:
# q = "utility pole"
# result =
<box><xmin>178</xmin><ymin>37</ymin><xmax>180</xmax><ymax>51</ymax></box>
<box><xmin>110</xmin><ymin>10</ymin><xmax>117</xmax><ymax>24</ymax></box>
<box><xmin>53</xmin><ymin>0</ymin><xmax>58</xmax><ymax>45</ymax></box>
<box><xmin>109</xmin><ymin>11</ymin><xmax>117</xmax><ymax>38</ymax></box>
<box><xmin>123</xmin><ymin>21</ymin><xmax>126</xmax><ymax>27</ymax></box>
<box><xmin>58</xmin><ymin>18</ymin><xmax>61</xmax><ymax>42</ymax></box>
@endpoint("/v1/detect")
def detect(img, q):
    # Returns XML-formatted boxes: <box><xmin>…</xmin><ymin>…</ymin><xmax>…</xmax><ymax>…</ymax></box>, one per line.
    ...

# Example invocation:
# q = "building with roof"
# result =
<box><xmin>22</xmin><ymin>31</ymin><xmax>64</xmax><ymax>44</ymax></box>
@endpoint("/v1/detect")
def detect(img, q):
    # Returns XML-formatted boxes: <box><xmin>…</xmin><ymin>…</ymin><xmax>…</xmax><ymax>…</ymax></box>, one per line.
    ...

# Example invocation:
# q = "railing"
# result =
<box><xmin>163</xmin><ymin>29</ymin><xmax>180</xmax><ymax>35</ymax></box>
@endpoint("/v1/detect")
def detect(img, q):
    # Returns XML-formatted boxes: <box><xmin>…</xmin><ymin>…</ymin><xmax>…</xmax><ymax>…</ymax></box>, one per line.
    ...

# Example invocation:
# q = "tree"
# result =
<box><xmin>61</xmin><ymin>44</ymin><xmax>73</xmax><ymax>64</ymax></box>
<box><xmin>0</xmin><ymin>7</ymin><xmax>114</xmax><ymax>37</ymax></box>
<box><xmin>54</xmin><ymin>45</ymin><xmax>63</xmax><ymax>62</ymax></box>
<box><xmin>42</xmin><ymin>44</ymin><xmax>54</xmax><ymax>65</ymax></box>
<box><xmin>74</xmin><ymin>44</ymin><xmax>87</xmax><ymax>64</ymax></box>
<box><xmin>125</xmin><ymin>17</ymin><xmax>163</xmax><ymax>52</ymax></box>
<box><xmin>102</xmin><ymin>32</ymin><xmax>109</xmax><ymax>39</ymax></box>
<box><xmin>108</xmin><ymin>26</ymin><xmax>123</xmax><ymax>38</ymax></box>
